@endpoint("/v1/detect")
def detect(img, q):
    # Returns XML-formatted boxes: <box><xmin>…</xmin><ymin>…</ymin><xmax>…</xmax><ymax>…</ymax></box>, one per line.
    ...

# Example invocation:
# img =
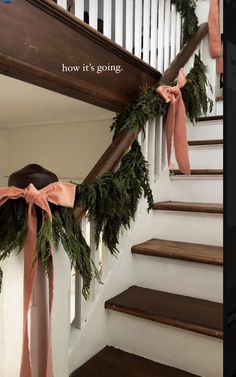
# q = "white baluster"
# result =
<box><xmin>176</xmin><ymin>12</ymin><xmax>181</xmax><ymax>54</ymax></box>
<box><xmin>157</xmin><ymin>0</ymin><xmax>164</xmax><ymax>71</ymax></box>
<box><xmin>73</xmin><ymin>217</ymin><xmax>90</xmax><ymax>328</ymax></box>
<box><xmin>88</xmin><ymin>220</ymin><xmax>100</xmax><ymax>302</ymax></box>
<box><xmin>161</xmin><ymin>118</ymin><xmax>167</xmax><ymax>169</ymax></box>
<box><xmin>141</xmin><ymin>121</ymin><xmax>149</xmax><ymax>161</ymax></box>
<box><xmin>74</xmin><ymin>0</ymin><xmax>84</xmax><ymax>20</ymax></box>
<box><xmin>89</xmin><ymin>0</ymin><xmax>98</xmax><ymax>29</ymax></box>
<box><xmin>147</xmin><ymin>117</ymin><xmax>156</xmax><ymax>184</ymax></box>
<box><xmin>154</xmin><ymin>116</ymin><xmax>163</xmax><ymax>180</ymax></box>
<box><xmin>143</xmin><ymin>0</ymin><xmax>151</xmax><ymax>64</ymax></box>
<box><xmin>100</xmin><ymin>244</ymin><xmax>111</xmax><ymax>278</ymax></box>
<box><xmin>134</xmin><ymin>0</ymin><xmax>142</xmax><ymax>58</ymax></box>
<box><xmin>115</xmin><ymin>0</ymin><xmax>123</xmax><ymax>45</ymax></box>
<box><xmin>150</xmin><ymin>0</ymin><xmax>158</xmax><ymax>68</ymax></box>
<box><xmin>170</xmin><ymin>3</ymin><xmax>177</xmax><ymax>62</ymax></box>
<box><xmin>104</xmin><ymin>0</ymin><xmax>112</xmax><ymax>38</ymax></box>
<box><xmin>164</xmin><ymin>0</ymin><xmax>171</xmax><ymax>70</ymax></box>
<box><xmin>125</xmin><ymin>0</ymin><xmax>134</xmax><ymax>53</ymax></box>
<box><xmin>57</xmin><ymin>0</ymin><xmax>67</xmax><ymax>9</ymax></box>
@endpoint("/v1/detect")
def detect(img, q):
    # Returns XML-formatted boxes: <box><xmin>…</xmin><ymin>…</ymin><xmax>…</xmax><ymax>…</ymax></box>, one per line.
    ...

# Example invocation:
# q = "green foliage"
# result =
<box><xmin>52</xmin><ymin>207</ymin><xmax>101</xmax><ymax>298</ymax></box>
<box><xmin>111</xmin><ymin>86</ymin><xmax>167</xmax><ymax>137</ymax></box>
<box><xmin>0</xmin><ymin>3</ymin><xmax>213</xmax><ymax>298</ymax></box>
<box><xmin>182</xmin><ymin>55</ymin><xmax>213</xmax><ymax>123</ymax></box>
<box><xmin>0</xmin><ymin>199</ymin><xmax>28</xmax><ymax>260</ymax></box>
<box><xmin>76</xmin><ymin>140</ymin><xmax>153</xmax><ymax>255</ymax></box>
<box><xmin>173</xmin><ymin>0</ymin><xmax>199</xmax><ymax>44</ymax></box>
<box><xmin>0</xmin><ymin>199</ymin><xmax>28</xmax><ymax>292</ymax></box>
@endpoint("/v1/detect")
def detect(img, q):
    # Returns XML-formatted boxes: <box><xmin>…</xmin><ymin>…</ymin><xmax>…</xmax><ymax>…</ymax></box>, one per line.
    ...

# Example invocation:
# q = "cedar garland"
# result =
<box><xmin>0</xmin><ymin>2</ymin><xmax>214</xmax><ymax>296</ymax></box>
<box><xmin>0</xmin><ymin>54</ymin><xmax>212</xmax><ymax>296</ymax></box>
<box><xmin>173</xmin><ymin>0</ymin><xmax>199</xmax><ymax>44</ymax></box>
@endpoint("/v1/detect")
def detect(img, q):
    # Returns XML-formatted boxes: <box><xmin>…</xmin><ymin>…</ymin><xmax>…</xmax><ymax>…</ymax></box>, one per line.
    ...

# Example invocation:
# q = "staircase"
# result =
<box><xmin>70</xmin><ymin>114</ymin><xmax>223</xmax><ymax>377</ymax></box>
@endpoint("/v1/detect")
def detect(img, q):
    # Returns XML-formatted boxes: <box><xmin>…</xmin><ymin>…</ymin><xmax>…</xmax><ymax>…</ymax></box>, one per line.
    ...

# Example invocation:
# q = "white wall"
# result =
<box><xmin>5</xmin><ymin>119</ymin><xmax>113</xmax><ymax>182</ymax></box>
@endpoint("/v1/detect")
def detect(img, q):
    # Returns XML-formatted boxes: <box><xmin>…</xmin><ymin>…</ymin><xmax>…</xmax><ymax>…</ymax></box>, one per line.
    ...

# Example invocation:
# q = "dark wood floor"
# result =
<box><xmin>70</xmin><ymin>346</ymin><xmax>200</xmax><ymax>377</ymax></box>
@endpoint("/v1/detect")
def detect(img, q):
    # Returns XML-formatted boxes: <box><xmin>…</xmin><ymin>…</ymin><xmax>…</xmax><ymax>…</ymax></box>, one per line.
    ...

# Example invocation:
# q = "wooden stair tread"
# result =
<box><xmin>197</xmin><ymin>115</ymin><xmax>223</xmax><ymax>122</ymax></box>
<box><xmin>171</xmin><ymin>169</ymin><xmax>223</xmax><ymax>175</ymax></box>
<box><xmin>153</xmin><ymin>201</ymin><xmax>223</xmax><ymax>214</ymax></box>
<box><xmin>131</xmin><ymin>238</ymin><xmax>223</xmax><ymax>265</ymax></box>
<box><xmin>71</xmin><ymin>346</ymin><xmax>200</xmax><ymax>377</ymax></box>
<box><xmin>105</xmin><ymin>286</ymin><xmax>223</xmax><ymax>339</ymax></box>
<box><xmin>188</xmin><ymin>139</ymin><xmax>223</xmax><ymax>146</ymax></box>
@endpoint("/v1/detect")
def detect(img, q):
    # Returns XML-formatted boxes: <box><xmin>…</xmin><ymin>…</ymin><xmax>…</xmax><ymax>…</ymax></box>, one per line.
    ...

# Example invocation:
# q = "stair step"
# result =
<box><xmin>71</xmin><ymin>346</ymin><xmax>200</xmax><ymax>377</ymax></box>
<box><xmin>171</xmin><ymin>169</ymin><xmax>223</xmax><ymax>176</ymax></box>
<box><xmin>153</xmin><ymin>201</ymin><xmax>223</xmax><ymax>214</ymax></box>
<box><xmin>105</xmin><ymin>286</ymin><xmax>223</xmax><ymax>339</ymax></box>
<box><xmin>131</xmin><ymin>239</ymin><xmax>223</xmax><ymax>265</ymax></box>
<box><xmin>188</xmin><ymin>139</ymin><xmax>223</xmax><ymax>146</ymax></box>
<box><xmin>197</xmin><ymin>115</ymin><xmax>223</xmax><ymax>122</ymax></box>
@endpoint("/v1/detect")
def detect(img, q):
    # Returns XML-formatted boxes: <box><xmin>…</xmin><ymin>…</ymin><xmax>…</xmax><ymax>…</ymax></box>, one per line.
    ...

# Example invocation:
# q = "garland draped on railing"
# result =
<box><xmin>0</xmin><ymin>0</ymin><xmax>216</xmax><ymax>297</ymax></box>
<box><xmin>0</xmin><ymin>53</ymin><xmax>212</xmax><ymax>296</ymax></box>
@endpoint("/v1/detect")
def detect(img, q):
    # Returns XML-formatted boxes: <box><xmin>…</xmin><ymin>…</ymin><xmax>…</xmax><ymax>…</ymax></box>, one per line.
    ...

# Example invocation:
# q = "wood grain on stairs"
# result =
<box><xmin>171</xmin><ymin>169</ymin><xmax>223</xmax><ymax>175</ymax></box>
<box><xmin>131</xmin><ymin>238</ymin><xmax>223</xmax><ymax>265</ymax></box>
<box><xmin>153</xmin><ymin>201</ymin><xmax>223</xmax><ymax>214</ymax></box>
<box><xmin>188</xmin><ymin>139</ymin><xmax>223</xmax><ymax>146</ymax></box>
<box><xmin>70</xmin><ymin>346</ymin><xmax>200</xmax><ymax>377</ymax></box>
<box><xmin>105</xmin><ymin>286</ymin><xmax>223</xmax><ymax>339</ymax></box>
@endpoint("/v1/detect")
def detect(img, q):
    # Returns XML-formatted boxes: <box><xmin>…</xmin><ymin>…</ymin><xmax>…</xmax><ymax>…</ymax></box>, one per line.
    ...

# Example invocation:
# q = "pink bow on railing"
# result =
<box><xmin>208</xmin><ymin>0</ymin><xmax>223</xmax><ymax>73</ymax></box>
<box><xmin>156</xmin><ymin>69</ymin><xmax>190</xmax><ymax>175</ymax></box>
<box><xmin>0</xmin><ymin>182</ymin><xmax>76</xmax><ymax>377</ymax></box>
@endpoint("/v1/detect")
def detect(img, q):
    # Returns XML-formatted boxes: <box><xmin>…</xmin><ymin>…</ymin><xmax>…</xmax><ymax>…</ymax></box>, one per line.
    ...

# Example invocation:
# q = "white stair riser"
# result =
<box><xmin>133</xmin><ymin>255</ymin><xmax>223</xmax><ymax>302</ymax></box>
<box><xmin>152</xmin><ymin>212</ymin><xmax>223</xmax><ymax>246</ymax></box>
<box><xmin>188</xmin><ymin>120</ymin><xmax>223</xmax><ymax>140</ymax></box>
<box><xmin>172</xmin><ymin>145</ymin><xmax>223</xmax><ymax>169</ymax></box>
<box><xmin>166</xmin><ymin>178</ymin><xmax>223</xmax><ymax>203</ymax></box>
<box><xmin>107</xmin><ymin>312</ymin><xmax>223</xmax><ymax>377</ymax></box>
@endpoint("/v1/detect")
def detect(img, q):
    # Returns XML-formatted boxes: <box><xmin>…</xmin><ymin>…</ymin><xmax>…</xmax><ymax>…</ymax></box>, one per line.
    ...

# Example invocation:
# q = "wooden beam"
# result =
<box><xmin>0</xmin><ymin>0</ymin><xmax>161</xmax><ymax>112</ymax></box>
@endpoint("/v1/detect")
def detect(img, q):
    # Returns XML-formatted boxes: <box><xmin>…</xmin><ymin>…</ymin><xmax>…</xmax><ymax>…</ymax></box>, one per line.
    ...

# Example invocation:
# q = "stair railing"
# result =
<box><xmin>55</xmin><ymin>0</ymin><xmax>182</xmax><ymax>71</ymax></box>
<box><xmin>69</xmin><ymin>22</ymin><xmax>209</xmax><ymax>328</ymax></box>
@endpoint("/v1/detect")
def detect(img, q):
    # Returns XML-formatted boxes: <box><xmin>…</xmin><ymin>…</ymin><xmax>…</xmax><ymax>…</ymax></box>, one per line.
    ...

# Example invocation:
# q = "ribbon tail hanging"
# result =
<box><xmin>20</xmin><ymin>204</ymin><xmax>38</xmax><ymax>377</ymax></box>
<box><xmin>174</xmin><ymin>96</ymin><xmax>190</xmax><ymax>175</ymax></box>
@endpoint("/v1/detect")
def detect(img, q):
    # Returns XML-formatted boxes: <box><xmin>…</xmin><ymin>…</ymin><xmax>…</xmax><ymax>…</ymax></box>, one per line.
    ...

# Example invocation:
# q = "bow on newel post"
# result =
<box><xmin>0</xmin><ymin>164</ymin><xmax>76</xmax><ymax>377</ymax></box>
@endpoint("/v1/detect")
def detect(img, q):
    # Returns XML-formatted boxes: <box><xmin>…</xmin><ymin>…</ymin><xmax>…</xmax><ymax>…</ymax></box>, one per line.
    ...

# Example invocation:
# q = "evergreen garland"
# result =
<box><xmin>173</xmin><ymin>0</ymin><xmax>199</xmax><ymax>44</ymax></box>
<box><xmin>0</xmin><ymin>53</ymin><xmax>212</xmax><ymax>296</ymax></box>
<box><xmin>182</xmin><ymin>55</ymin><xmax>213</xmax><ymax>122</ymax></box>
<box><xmin>112</xmin><ymin>54</ymin><xmax>212</xmax><ymax>137</ymax></box>
<box><xmin>76</xmin><ymin>140</ymin><xmax>153</xmax><ymax>255</ymax></box>
<box><xmin>0</xmin><ymin>1</ymin><xmax>214</xmax><ymax>296</ymax></box>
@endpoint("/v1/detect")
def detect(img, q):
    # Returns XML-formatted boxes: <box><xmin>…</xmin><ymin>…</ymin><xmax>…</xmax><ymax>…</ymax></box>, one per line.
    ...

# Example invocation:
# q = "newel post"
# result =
<box><xmin>5</xmin><ymin>164</ymin><xmax>71</xmax><ymax>377</ymax></box>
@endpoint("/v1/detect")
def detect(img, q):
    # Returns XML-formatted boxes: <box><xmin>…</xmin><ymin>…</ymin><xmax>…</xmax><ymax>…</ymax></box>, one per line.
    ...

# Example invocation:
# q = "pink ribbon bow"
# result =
<box><xmin>208</xmin><ymin>0</ymin><xmax>223</xmax><ymax>73</ymax></box>
<box><xmin>156</xmin><ymin>69</ymin><xmax>190</xmax><ymax>175</ymax></box>
<box><xmin>0</xmin><ymin>182</ymin><xmax>76</xmax><ymax>377</ymax></box>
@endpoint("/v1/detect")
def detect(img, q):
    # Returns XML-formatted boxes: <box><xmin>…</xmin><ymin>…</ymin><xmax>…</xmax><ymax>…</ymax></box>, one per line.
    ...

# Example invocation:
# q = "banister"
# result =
<box><xmin>160</xmin><ymin>23</ymin><xmax>209</xmax><ymax>85</ymax></box>
<box><xmin>75</xmin><ymin>23</ymin><xmax>209</xmax><ymax>223</ymax></box>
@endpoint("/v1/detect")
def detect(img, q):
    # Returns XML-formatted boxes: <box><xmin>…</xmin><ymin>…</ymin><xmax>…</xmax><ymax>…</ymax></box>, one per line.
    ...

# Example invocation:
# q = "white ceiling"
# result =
<box><xmin>0</xmin><ymin>74</ymin><xmax>115</xmax><ymax>128</ymax></box>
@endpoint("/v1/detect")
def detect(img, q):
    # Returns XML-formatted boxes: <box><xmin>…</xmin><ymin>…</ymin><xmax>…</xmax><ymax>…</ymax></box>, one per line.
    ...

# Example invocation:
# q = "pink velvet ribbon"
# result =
<box><xmin>0</xmin><ymin>182</ymin><xmax>76</xmax><ymax>377</ymax></box>
<box><xmin>208</xmin><ymin>0</ymin><xmax>223</xmax><ymax>73</ymax></box>
<box><xmin>156</xmin><ymin>69</ymin><xmax>190</xmax><ymax>175</ymax></box>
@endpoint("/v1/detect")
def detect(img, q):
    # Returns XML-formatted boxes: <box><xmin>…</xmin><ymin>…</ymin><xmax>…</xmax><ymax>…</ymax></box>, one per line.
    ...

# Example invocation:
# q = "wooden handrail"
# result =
<box><xmin>75</xmin><ymin>23</ymin><xmax>209</xmax><ymax>223</ymax></box>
